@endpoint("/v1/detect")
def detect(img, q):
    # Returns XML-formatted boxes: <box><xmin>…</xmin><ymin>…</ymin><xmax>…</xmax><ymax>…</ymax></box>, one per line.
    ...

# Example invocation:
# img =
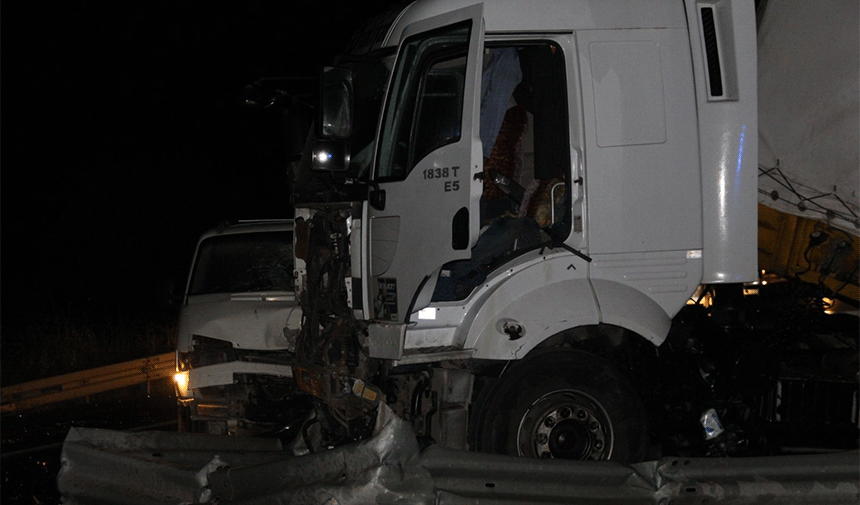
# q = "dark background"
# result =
<box><xmin>1</xmin><ymin>1</ymin><xmax>401</xmax><ymax>382</ymax></box>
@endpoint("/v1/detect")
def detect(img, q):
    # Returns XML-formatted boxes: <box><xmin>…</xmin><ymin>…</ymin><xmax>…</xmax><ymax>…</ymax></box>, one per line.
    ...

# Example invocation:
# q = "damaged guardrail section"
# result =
<box><xmin>1</xmin><ymin>353</ymin><xmax>174</xmax><ymax>413</ymax></box>
<box><xmin>58</xmin><ymin>409</ymin><xmax>433</xmax><ymax>504</ymax></box>
<box><xmin>58</xmin><ymin>408</ymin><xmax>859</xmax><ymax>504</ymax></box>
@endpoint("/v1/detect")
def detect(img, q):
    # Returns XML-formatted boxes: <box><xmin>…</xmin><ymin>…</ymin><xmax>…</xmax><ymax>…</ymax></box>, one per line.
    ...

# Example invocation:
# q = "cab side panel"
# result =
<box><xmin>578</xmin><ymin>28</ymin><xmax>702</xmax><ymax>257</ymax></box>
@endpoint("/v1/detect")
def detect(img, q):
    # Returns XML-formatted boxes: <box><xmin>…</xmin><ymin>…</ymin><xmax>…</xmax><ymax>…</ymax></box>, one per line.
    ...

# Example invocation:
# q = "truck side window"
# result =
<box><xmin>433</xmin><ymin>42</ymin><xmax>571</xmax><ymax>302</ymax></box>
<box><xmin>480</xmin><ymin>43</ymin><xmax>570</xmax><ymax>234</ymax></box>
<box><xmin>376</xmin><ymin>22</ymin><xmax>471</xmax><ymax>181</ymax></box>
<box><xmin>412</xmin><ymin>56</ymin><xmax>466</xmax><ymax>167</ymax></box>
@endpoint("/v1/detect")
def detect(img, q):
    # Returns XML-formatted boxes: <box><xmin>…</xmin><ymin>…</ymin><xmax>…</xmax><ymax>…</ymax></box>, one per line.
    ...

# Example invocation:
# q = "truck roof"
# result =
<box><xmin>197</xmin><ymin>219</ymin><xmax>294</xmax><ymax>242</ymax></box>
<box><xmin>386</xmin><ymin>0</ymin><xmax>688</xmax><ymax>46</ymax></box>
<box><xmin>348</xmin><ymin>0</ymin><xmax>689</xmax><ymax>55</ymax></box>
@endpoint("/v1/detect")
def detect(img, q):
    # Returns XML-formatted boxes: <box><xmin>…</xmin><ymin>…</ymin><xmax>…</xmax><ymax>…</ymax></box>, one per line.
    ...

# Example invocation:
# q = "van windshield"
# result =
<box><xmin>188</xmin><ymin>231</ymin><xmax>294</xmax><ymax>295</ymax></box>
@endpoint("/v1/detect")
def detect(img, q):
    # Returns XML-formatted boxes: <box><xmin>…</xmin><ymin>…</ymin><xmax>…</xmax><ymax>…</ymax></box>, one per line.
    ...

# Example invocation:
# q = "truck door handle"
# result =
<box><xmin>452</xmin><ymin>207</ymin><xmax>469</xmax><ymax>250</ymax></box>
<box><xmin>369</xmin><ymin>189</ymin><xmax>386</xmax><ymax>210</ymax></box>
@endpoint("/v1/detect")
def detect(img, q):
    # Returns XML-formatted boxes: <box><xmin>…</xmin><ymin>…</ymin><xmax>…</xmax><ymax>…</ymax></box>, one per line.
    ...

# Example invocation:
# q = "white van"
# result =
<box><xmin>174</xmin><ymin>220</ymin><xmax>305</xmax><ymax>436</ymax></box>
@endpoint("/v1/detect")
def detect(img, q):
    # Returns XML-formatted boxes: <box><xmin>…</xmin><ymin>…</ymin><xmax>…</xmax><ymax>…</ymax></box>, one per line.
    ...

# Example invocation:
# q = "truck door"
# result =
<box><xmin>367</xmin><ymin>4</ymin><xmax>484</xmax><ymax>323</ymax></box>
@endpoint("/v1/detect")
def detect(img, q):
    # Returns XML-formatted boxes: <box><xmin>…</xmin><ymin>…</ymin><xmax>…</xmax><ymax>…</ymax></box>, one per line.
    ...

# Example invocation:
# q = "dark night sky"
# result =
<box><xmin>1</xmin><ymin>2</ymin><xmax>401</xmax><ymax>319</ymax></box>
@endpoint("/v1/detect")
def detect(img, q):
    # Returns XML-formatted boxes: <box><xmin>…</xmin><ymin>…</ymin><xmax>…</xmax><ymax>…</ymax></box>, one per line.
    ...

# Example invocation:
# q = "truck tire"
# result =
<box><xmin>475</xmin><ymin>349</ymin><xmax>648</xmax><ymax>462</ymax></box>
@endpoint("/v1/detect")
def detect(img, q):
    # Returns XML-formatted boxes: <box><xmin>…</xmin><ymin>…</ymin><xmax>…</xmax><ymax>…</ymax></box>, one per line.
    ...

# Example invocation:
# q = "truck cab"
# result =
<box><xmin>288</xmin><ymin>0</ymin><xmax>762</xmax><ymax>461</ymax></box>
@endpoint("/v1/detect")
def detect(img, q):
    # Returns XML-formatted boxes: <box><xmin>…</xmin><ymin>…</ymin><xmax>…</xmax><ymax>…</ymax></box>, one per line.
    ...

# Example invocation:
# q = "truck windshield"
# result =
<box><xmin>336</xmin><ymin>54</ymin><xmax>393</xmax><ymax>179</ymax></box>
<box><xmin>188</xmin><ymin>232</ymin><xmax>294</xmax><ymax>295</ymax></box>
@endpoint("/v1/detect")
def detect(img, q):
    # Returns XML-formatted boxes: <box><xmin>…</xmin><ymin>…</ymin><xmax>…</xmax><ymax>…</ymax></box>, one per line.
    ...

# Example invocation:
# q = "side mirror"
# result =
<box><xmin>311</xmin><ymin>139</ymin><xmax>350</xmax><ymax>172</ymax></box>
<box><xmin>320</xmin><ymin>67</ymin><xmax>353</xmax><ymax>139</ymax></box>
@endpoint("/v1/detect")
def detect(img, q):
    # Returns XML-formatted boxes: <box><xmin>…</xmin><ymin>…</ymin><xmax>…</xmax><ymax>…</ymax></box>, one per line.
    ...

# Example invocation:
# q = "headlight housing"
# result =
<box><xmin>175</xmin><ymin>350</ymin><xmax>192</xmax><ymax>399</ymax></box>
<box><xmin>174</xmin><ymin>370</ymin><xmax>190</xmax><ymax>398</ymax></box>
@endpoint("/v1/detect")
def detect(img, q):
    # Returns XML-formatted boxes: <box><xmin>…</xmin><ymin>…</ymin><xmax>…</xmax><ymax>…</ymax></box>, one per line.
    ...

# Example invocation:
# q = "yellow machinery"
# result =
<box><xmin>759</xmin><ymin>203</ymin><xmax>859</xmax><ymax>306</ymax></box>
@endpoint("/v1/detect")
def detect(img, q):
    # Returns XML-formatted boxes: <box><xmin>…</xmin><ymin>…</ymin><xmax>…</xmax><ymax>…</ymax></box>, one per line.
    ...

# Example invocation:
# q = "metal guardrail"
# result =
<box><xmin>57</xmin><ymin>411</ymin><xmax>860</xmax><ymax>504</ymax></box>
<box><xmin>1</xmin><ymin>352</ymin><xmax>175</xmax><ymax>413</ymax></box>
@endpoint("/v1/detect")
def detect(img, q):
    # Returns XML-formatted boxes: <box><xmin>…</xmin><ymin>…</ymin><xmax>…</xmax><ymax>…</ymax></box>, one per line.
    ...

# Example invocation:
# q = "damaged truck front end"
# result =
<box><xmin>291</xmin><ymin>209</ymin><xmax>385</xmax><ymax>445</ymax></box>
<box><xmin>286</xmin><ymin>44</ymin><xmax>399</xmax><ymax>445</ymax></box>
<box><xmin>288</xmin><ymin>1</ymin><xmax>494</xmax><ymax>452</ymax></box>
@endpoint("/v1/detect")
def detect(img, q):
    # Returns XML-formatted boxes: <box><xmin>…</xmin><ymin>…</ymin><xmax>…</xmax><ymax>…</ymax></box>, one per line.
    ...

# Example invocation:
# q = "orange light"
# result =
<box><xmin>174</xmin><ymin>371</ymin><xmax>190</xmax><ymax>397</ymax></box>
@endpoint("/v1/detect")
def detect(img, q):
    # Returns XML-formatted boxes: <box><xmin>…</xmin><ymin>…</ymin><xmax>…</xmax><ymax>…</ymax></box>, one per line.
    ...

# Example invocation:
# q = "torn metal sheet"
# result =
<box><xmin>202</xmin><ymin>408</ymin><xmax>434</xmax><ymax>504</ymax></box>
<box><xmin>57</xmin><ymin>427</ymin><xmax>286</xmax><ymax>504</ymax></box>
<box><xmin>59</xmin><ymin>414</ymin><xmax>859</xmax><ymax>504</ymax></box>
<box><xmin>58</xmin><ymin>409</ymin><xmax>434</xmax><ymax>505</ymax></box>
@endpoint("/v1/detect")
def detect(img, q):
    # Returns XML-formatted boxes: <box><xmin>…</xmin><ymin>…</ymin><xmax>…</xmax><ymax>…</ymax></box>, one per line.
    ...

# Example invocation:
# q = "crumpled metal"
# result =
<box><xmin>58</xmin><ymin>407</ymin><xmax>860</xmax><ymax>504</ymax></box>
<box><xmin>58</xmin><ymin>406</ymin><xmax>433</xmax><ymax>505</ymax></box>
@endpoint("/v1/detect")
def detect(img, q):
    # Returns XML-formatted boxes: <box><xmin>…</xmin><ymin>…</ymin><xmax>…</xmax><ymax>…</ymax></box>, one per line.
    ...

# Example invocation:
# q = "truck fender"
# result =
<box><xmin>464</xmin><ymin>258</ymin><xmax>599</xmax><ymax>360</ymax></box>
<box><xmin>589</xmin><ymin>279</ymin><xmax>671</xmax><ymax>346</ymax></box>
<box><xmin>463</xmin><ymin>263</ymin><xmax>671</xmax><ymax>360</ymax></box>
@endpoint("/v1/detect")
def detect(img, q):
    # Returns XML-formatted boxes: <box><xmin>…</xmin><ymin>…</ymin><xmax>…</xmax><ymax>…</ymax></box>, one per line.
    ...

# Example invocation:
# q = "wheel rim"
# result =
<box><xmin>516</xmin><ymin>390</ymin><xmax>614</xmax><ymax>460</ymax></box>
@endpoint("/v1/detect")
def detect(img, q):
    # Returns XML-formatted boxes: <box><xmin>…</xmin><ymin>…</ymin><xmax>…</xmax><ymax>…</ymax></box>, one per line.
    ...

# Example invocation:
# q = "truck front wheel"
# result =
<box><xmin>474</xmin><ymin>350</ymin><xmax>648</xmax><ymax>462</ymax></box>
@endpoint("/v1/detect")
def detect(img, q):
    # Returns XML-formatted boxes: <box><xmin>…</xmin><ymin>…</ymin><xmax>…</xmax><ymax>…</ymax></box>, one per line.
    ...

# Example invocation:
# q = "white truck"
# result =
<box><xmin>291</xmin><ymin>0</ymin><xmax>759</xmax><ymax>463</ymax></box>
<box><xmin>176</xmin><ymin>0</ymin><xmax>858</xmax><ymax>461</ymax></box>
